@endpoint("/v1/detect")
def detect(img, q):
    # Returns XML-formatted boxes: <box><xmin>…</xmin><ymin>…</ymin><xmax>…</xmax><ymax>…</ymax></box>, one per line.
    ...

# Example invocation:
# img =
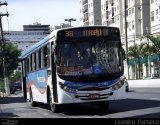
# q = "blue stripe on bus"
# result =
<box><xmin>26</xmin><ymin>69</ymin><xmax>48</xmax><ymax>90</ymax></box>
<box><xmin>64</xmin><ymin>78</ymin><xmax>120</xmax><ymax>89</ymax></box>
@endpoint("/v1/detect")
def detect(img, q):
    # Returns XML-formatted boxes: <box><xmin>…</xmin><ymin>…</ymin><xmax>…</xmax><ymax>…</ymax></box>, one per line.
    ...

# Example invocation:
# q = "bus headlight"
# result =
<box><xmin>59</xmin><ymin>82</ymin><xmax>77</xmax><ymax>94</ymax></box>
<box><xmin>112</xmin><ymin>80</ymin><xmax>124</xmax><ymax>91</ymax></box>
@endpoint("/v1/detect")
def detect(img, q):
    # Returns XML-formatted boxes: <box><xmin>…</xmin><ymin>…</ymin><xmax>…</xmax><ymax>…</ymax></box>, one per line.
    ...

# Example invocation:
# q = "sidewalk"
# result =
<box><xmin>128</xmin><ymin>79</ymin><xmax>160</xmax><ymax>88</ymax></box>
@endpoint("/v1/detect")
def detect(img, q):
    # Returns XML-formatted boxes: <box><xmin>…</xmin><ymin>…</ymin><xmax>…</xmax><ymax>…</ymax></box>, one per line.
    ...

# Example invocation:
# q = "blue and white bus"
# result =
<box><xmin>20</xmin><ymin>26</ymin><xmax>126</xmax><ymax>112</ymax></box>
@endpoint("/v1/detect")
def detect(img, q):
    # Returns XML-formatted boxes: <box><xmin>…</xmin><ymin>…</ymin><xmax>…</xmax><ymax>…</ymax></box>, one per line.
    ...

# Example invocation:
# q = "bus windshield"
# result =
<box><xmin>56</xmin><ymin>40</ymin><xmax>123</xmax><ymax>77</ymax></box>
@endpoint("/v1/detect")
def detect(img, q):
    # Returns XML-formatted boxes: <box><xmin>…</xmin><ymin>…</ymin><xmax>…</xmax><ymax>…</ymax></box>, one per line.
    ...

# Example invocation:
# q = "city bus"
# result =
<box><xmin>19</xmin><ymin>26</ymin><xmax>126</xmax><ymax>112</ymax></box>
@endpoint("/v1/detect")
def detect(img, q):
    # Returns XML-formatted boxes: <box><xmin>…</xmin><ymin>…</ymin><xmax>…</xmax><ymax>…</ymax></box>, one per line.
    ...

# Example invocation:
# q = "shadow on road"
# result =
<box><xmin>0</xmin><ymin>113</ymin><xmax>19</xmax><ymax>118</ymax></box>
<box><xmin>0</xmin><ymin>96</ymin><xmax>26</xmax><ymax>104</ymax></box>
<box><xmin>59</xmin><ymin>99</ymin><xmax>160</xmax><ymax>117</ymax></box>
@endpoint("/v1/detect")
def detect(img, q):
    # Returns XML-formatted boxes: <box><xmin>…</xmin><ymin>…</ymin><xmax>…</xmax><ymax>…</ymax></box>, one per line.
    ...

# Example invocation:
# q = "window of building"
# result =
<box><xmin>151</xmin><ymin>0</ymin><xmax>154</xmax><ymax>4</ymax></box>
<box><xmin>151</xmin><ymin>11</ymin><xmax>154</xmax><ymax>21</ymax></box>
<box><xmin>132</xmin><ymin>20</ymin><xmax>135</xmax><ymax>30</ymax></box>
<box><xmin>117</xmin><ymin>6</ymin><xmax>119</xmax><ymax>11</ymax></box>
<box><xmin>129</xmin><ymin>9</ymin><xmax>131</xmax><ymax>15</ymax></box>
<box><xmin>156</xmin><ymin>9</ymin><xmax>158</xmax><ymax>15</ymax></box>
<box><xmin>132</xmin><ymin>8</ymin><xmax>134</xmax><ymax>14</ymax></box>
<box><xmin>117</xmin><ymin>15</ymin><xmax>119</xmax><ymax>21</ymax></box>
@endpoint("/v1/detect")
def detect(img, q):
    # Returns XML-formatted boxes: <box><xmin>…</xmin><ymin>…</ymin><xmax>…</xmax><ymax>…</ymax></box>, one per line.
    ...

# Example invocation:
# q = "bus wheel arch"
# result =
<box><xmin>29</xmin><ymin>87</ymin><xmax>37</xmax><ymax>107</ymax></box>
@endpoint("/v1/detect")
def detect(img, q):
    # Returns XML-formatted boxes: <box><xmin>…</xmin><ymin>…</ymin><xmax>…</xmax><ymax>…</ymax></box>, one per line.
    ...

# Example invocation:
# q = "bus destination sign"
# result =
<box><xmin>65</xmin><ymin>28</ymin><xmax>102</xmax><ymax>38</ymax></box>
<box><xmin>57</xmin><ymin>27</ymin><xmax>120</xmax><ymax>40</ymax></box>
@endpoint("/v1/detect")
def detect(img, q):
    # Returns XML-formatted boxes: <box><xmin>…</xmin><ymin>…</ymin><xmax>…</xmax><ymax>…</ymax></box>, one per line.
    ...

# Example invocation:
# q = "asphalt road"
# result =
<box><xmin>0</xmin><ymin>88</ymin><xmax>160</xmax><ymax>118</ymax></box>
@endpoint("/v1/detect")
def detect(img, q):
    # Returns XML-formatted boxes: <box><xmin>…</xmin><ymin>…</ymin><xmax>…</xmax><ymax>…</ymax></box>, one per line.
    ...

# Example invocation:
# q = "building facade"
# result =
<box><xmin>80</xmin><ymin>0</ymin><xmax>150</xmax><ymax>45</ymax></box>
<box><xmin>101</xmin><ymin>0</ymin><xmax>124</xmax><ymax>34</ymax></box>
<box><xmin>101</xmin><ymin>0</ymin><xmax>150</xmax><ymax>46</ymax></box>
<box><xmin>150</xmin><ymin>0</ymin><xmax>160</xmax><ymax>35</ymax></box>
<box><xmin>80</xmin><ymin>0</ymin><xmax>102</xmax><ymax>26</ymax></box>
<box><xmin>4</xmin><ymin>23</ymin><xmax>51</xmax><ymax>52</ymax></box>
<box><xmin>80</xmin><ymin>0</ymin><xmax>160</xmax><ymax>79</ymax></box>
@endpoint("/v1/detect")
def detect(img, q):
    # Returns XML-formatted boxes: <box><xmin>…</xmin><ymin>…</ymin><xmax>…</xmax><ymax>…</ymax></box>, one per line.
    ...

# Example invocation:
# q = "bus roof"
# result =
<box><xmin>19</xmin><ymin>34</ymin><xmax>53</xmax><ymax>59</ymax></box>
<box><xmin>19</xmin><ymin>26</ymin><xmax>120</xmax><ymax>60</ymax></box>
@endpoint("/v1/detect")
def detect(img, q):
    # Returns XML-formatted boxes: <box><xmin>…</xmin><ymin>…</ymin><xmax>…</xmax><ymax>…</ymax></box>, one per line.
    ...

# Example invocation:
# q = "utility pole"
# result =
<box><xmin>124</xmin><ymin>0</ymin><xmax>129</xmax><ymax>79</ymax></box>
<box><xmin>0</xmin><ymin>1</ymin><xmax>10</xmax><ymax>96</ymax></box>
<box><xmin>145</xmin><ymin>27</ymin><xmax>151</xmax><ymax>77</ymax></box>
<box><xmin>64</xmin><ymin>18</ymin><xmax>76</xmax><ymax>27</ymax></box>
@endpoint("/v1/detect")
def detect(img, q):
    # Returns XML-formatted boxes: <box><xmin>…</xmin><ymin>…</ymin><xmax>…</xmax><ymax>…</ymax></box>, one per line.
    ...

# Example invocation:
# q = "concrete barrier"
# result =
<box><xmin>128</xmin><ymin>79</ymin><xmax>160</xmax><ymax>88</ymax></box>
<box><xmin>0</xmin><ymin>92</ymin><xmax>6</xmax><ymax>97</ymax></box>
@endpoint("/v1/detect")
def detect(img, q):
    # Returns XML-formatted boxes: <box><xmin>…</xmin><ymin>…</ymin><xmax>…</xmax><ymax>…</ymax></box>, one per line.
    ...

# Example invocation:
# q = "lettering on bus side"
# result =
<box><xmin>37</xmin><ymin>74</ymin><xmax>46</xmax><ymax>83</ymax></box>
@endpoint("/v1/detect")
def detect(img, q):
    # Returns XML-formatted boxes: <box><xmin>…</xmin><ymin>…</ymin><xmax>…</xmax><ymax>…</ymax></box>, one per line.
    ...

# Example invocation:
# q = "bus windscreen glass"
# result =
<box><xmin>56</xmin><ymin>40</ymin><xmax>122</xmax><ymax>76</ymax></box>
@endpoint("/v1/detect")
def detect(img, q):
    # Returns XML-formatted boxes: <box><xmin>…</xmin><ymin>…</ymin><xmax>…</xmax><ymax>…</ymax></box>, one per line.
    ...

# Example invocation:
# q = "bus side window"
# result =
<box><xmin>47</xmin><ymin>44</ymin><xmax>51</xmax><ymax>68</ymax></box>
<box><xmin>44</xmin><ymin>45</ymin><xmax>47</xmax><ymax>67</ymax></box>
<box><xmin>26</xmin><ymin>57</ymin><xmax>29</xmax><ymax>73</ymax></box>
<box><xmin>41</xmin><ymin>48</ymin><xmax>45</xmax><ymax>68</ymax></box>
<box><xmin>29</xmin><ymin>55</ymin><xmax>32</xmax><ymax>72</ymax></box>
<box><xmin>39</xmin><ymin>50</ymin><xmax>41</xmax><ymax>69</ymax></box>
<box><xmin>32</xmin><ymin>53</ymin><xmax>36</xmax><ymax>71</ymax></box>
<box><xmin>22</xmin><ymin>60</ymin><xmax>26</xmax><ymax>77</ymax></box>
<box><xmin>34</xmin><ymin>53</ymin><xmax>37</xmax><ymax>71</ymax></box>
<box><xmin>36</xmin><ymin>51</ymin><xmax>39</xmax><ymax>70</ymax></box>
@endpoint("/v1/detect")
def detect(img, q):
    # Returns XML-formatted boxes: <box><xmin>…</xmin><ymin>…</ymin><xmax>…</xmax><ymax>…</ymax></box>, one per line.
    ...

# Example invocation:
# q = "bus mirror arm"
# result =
<box><xmin>55</xmin><ymin>57</ymin><xmax>60</xmax><ymax>66</ymax></box>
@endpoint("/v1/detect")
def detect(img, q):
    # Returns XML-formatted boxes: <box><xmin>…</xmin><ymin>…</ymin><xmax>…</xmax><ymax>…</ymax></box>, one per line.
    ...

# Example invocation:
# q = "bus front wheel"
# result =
<box><xmin>48</xmin><ymin>91</ymin><xmax>59</xmax><ymax>113</ymax></box>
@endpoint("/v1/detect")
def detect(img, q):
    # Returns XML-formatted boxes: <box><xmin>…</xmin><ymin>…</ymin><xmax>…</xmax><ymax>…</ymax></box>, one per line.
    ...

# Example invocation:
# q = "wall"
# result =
<box><xmin>128</xmin><ymin>79</ymin><xmax>160</xmax><ymax>88</ymax></box>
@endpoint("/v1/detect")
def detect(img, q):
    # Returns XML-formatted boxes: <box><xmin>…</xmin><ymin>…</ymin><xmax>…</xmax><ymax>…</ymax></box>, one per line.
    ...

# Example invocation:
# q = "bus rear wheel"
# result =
<box><xmin>29</xmin><ymin>89</ymin><xmax>37</xmax><ymax>107</ymax></box>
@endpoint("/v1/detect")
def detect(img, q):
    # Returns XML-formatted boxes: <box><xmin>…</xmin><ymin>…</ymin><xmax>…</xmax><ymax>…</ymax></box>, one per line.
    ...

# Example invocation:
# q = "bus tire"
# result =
<box><xmin>98</xmin><ymin>101</ymin><xmax>110</xmax><ymax>112</ymax></box>
<box><xmin>48</xmin><ymin>91</ymin><xmax>59</xmax><ymax>113</ymax></box>
<box><xmin>30</xmin><ymin>89</ymin><xmax>37</xmax><ymax>107</ymax></box>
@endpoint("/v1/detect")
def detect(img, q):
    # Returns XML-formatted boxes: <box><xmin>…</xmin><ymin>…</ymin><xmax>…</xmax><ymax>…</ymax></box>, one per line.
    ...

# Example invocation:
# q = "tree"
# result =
<box><xmin>0</xmin><ymin>42</ymin><xmax>21</xmax><ymax>78</ymax></box>
<box><xmin>145</xmin><ymin>35</ymin><xmax>160</xmax><ymax>54</ymax></box>
<box><xmin>142</xmin><ymin>35</ymin><xmax>160</xmax><ymax>76</ymax></box>
<box><xmin>128</xmin><ymin>43</ymin><xmax>145</xmax><ymax>79</ymax></box>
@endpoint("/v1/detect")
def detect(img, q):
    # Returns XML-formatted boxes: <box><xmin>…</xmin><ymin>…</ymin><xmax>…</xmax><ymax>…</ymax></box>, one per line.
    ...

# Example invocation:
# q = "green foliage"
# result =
<box><xmin>0</xmin><ymin>43</ymin><xmax>21</xmax><ymax>78</ymax></box>
<box><xmin>128</xmin><ymin>35</ymin><xmax>160</xmax><ymax>79</ymax></box>
<box><xmin>128</xmin><ymin>43</ymin><xmax>146</xmax><ymax>79</ymax></box>
<box><xmin>128</xmin><ymin>43</ymin><xmax>145</xmax><ymax>59</ymax></box>
<box><xmin>0</xmin><ymin>78</ymin><xmax>5</xmax><ymax>93</ymax></box>
<box><xmin>145</xmin><ymin>35</ymin><xmax>160</xmax><ymax>54</ymax></box>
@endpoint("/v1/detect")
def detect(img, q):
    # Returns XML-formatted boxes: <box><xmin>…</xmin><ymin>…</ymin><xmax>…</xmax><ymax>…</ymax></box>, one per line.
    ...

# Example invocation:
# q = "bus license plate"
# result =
<box><xmin>88</xmin><ymin>94</ymin><xmax>100</xmax><ymax>99</ymax></box>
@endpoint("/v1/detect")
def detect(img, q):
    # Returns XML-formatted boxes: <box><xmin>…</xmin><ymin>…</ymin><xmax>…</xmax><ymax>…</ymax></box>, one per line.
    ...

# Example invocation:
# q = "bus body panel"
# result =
<box><xmin>56</xmin><ymin>76</ymin><xmax>126</xmax><ymax>104</ymax></box>
<box><xmin>26</xmin><ymin>69</ymin><xmax>48</xmax><ymax>103</ymax></box>
<box><xmin>20</xmin><ymin>26</ymin><xmax>126</xmax><ymax>109</ymax></box>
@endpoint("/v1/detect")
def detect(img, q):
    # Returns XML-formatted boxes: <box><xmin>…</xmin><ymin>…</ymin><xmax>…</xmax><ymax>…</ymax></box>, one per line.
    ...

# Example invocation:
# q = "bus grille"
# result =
<box><xmin>75</xmin><ymin>92</ymin><xmax>113</xmax><ymax>100</ymax></box>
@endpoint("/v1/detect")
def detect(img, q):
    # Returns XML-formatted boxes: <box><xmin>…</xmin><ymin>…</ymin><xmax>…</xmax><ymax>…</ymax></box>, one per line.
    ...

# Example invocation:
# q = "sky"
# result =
<box><xmin>2</xmin><ymin>0</ymin><xmax>81</xmax><ymax>31</ymax></box>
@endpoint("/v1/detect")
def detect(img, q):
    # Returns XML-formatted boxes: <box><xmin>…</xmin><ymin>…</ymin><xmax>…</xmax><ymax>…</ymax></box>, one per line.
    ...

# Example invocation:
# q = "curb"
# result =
<box><xmin>128</xmin><ymin>79</ymin><xmax>160</xmax><ymax>88</ymax></box>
